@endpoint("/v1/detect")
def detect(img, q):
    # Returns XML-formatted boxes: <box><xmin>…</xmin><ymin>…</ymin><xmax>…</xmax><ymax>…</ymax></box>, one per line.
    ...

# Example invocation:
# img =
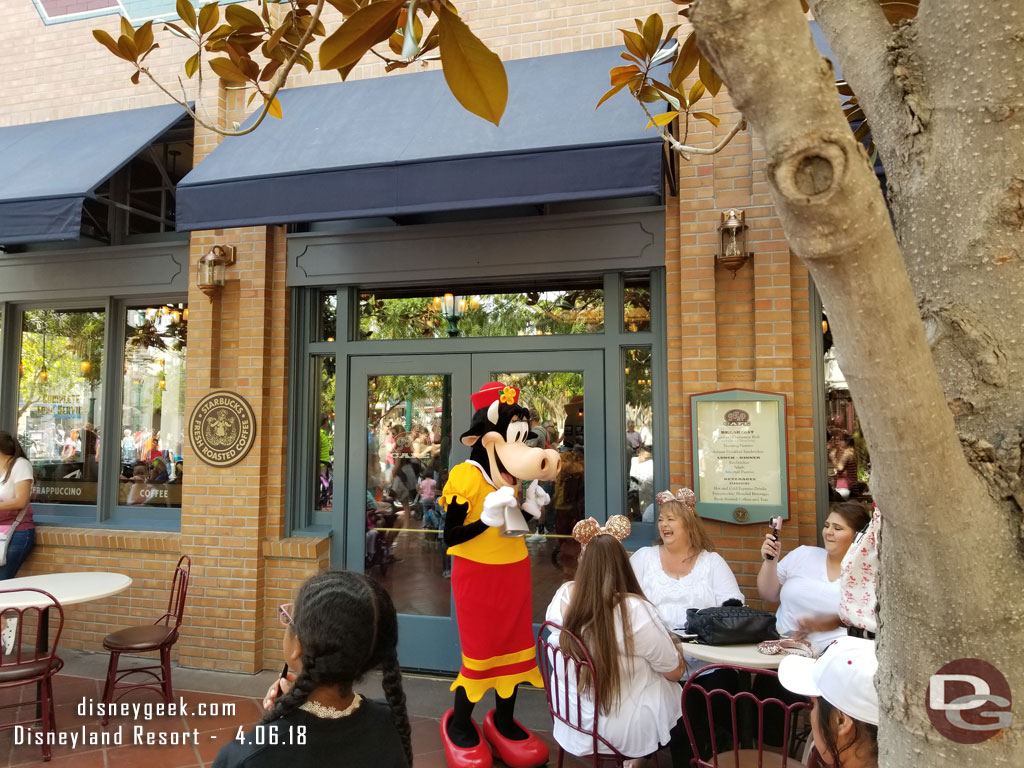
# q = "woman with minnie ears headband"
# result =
<box><xmin>214</xmin><ymin>571</ymin><xmax>411</xmax><ymax>768</ymax></box>
<box><xmin>778</xmin><ymin>636</ymin><xmax>879</xmax><ymax>767</ymax></box>
<box><xmin>544</xmin><ymin>516</ymin><xmax>685</xmax><ymax>766</ymax></box>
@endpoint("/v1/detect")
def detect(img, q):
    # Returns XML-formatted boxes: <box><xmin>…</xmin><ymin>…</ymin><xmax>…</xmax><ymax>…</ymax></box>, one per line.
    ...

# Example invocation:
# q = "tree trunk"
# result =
<box><xmin>689</xmin><ymin>0</ymin><xmax>1024</xmax><ymax>764</ymax></box>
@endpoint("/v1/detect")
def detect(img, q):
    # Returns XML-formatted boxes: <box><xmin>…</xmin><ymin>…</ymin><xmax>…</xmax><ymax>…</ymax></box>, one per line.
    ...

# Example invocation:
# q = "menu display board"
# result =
<box><xmin>690</xmin><ymin>389</ymin><xmax>789</xmax><ymax>524</ymax></box>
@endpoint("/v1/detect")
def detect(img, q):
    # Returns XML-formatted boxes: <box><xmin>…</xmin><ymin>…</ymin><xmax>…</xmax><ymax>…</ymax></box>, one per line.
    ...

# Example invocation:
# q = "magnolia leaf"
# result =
<box><xmin>163</xmin><ymin>21</ymin><xmax>193</xmax><ymax>40</ymax></box>
<box><xmin>642</xmin><ymin>14</ymin><xmax>664</xmax><ymax>57</ymax></box>
<box><xmin>610</xmin><ymin>64</ymin><xmax>641</xmax><ymax>87</ymax></box>
<box><xmin>240</xmin><ymin>57</ymin><xmax>260</xmax><ymax>81</ymax></box>
<box><xmin>688</xmin><ymin>80</ymin><xmax>705</xmax><ymax>105</ymax></box>
<box><xmin>93</xmin><ymin>29</ymin><xmax>128</xmax><ymax>60</ymax></box>
<box><xmin>297</xmin><ymin>50</ymin><xmax>314</xmax><ymax>73</ymax></box>
<box><xmin>669</xmin><ymin>31</ymin><xmax>699</xmax><ymax>88</ymax></box>
<box><xmin>650</xmin><ymin>79</ymin><xmax>684</xmax><ymax>110</ymax></box>
<box><xmin>596</xmin><ymin>81</ymin><xmax>628</xmax><ymax>109</ymax></box>
<box><xmin>327</xmin><ymin>0</ymin><xmax>363</xmax><ymax>15</ymax></box>
<box><xmin>692</xmin><ymin>111</ymin><xmax>720</xmax><ymax>127</ymax></box>
<box><xmin>134</xmin><ymin>21</ymin><xmax>154</xmax><ymax>53</ymax></box>
<box><xmin>320</xmin><ymin>0</ymin><xmax>404</xmax><ymax>71</ymax></box>
<box><xmin>176</xmin><ymin>0</ymin><xmax>197</xmax><ymax>30</ymax></box>
<box><xmin>437</xmin><ymin>5</ymin><xmax>507</xmax><ymax>125</ymax></box>
<box><xmin>140</xmin><ymin>42</ymin><xmax>160</xmax><ymax>62</ymax></box>
<box><xmin>645</xmin><ymin>110</ymin><xmax>679</xmax><ymax>129</ymax></box>
<box><xmin>117</xmin><ymin>34</ymin><xmax>139</xmax><ymax>62</ymax></box>
<box><xmin>120</xmin><ymin>16</ymin><xmax>134</xmax><ymax>39</ymax></box>
<box><xmin>130</xmin><ymin>70</ymin><xmax>141</xmax><ymax>85</ymax></box>
<box><xmin>184</xmin><ymin>51</ymin><xmax>200</xmax><ymax>78</ymax></box>
<box><xmin>260</xmin><ymin>59</ymin><xmax>283</xmax><ymax>82</ymax></box>
<box><xmin>198</xmin><ymin>2</ymin><xmax>220</xmax><ymax>36</ymax></box>
<box><xmin>698</xmin><ymin>55</ymin><xmax>722</xmax><ymax>97</ymax></box>
<box><xmin>247</xmin><ymin>90</ymin><xmax>258</xmax><ymax>106</ymax></box>
<box><xmin>621</xmin><ymin>29</ymin><xmax>646</xmax><ymax>60</ymax></box>
<box><xmin>266</xmin><ymin>20</ymin><xmax>292</xmax><ymax>51</ymax></box>
<box><xmin>638</xmin><ymin>85</ymin><xmax>662</xmax><ymax>103</ymax></box>
<box><xmin>207</xmin><ymin>23</ymin><xmax>233</xmax><ymax>41</ymax></box>
<box><xmin>226</xmin><ymin>4</ymin><xmax>264</xmax><ymax>33</ymax></box>
<box><xmin>620</xmin><ymin>52</ymin><xmax>643</xmax><ymax>65</ymax></box>
<box><xmin>265</xmin><ymin>96</ymin><xmax>283</xmax><ymax>119</ymax></box>
<box><xmin>663</xmin><ymin>23</ymin><xmax>681</xmax><ymax>46</ymax></box>
<box><xmin>209</xmin><ymin>56</ymin><xmax>248</xmax><ymax>81</ymax></box>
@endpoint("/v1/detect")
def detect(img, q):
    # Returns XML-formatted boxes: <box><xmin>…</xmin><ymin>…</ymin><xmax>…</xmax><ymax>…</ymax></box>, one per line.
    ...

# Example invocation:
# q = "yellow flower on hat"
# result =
<box><xmin>499</xmin><ymin>386</ymin><xmax>518</xmax><ymax>405</ymax></box>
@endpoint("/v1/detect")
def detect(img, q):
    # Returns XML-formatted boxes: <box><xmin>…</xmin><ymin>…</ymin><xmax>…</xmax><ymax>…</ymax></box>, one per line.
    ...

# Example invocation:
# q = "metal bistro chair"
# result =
<box><xmin>100</xmin><ymin>555</ymin><xmax>190</xmax><ymax>725</ymax></box>
<box><xmin>0</xmin><ymin>588</ymin><xmax>66</xmax><ymax>762</ymax></box>
<box><xmin>536</xmin><ymin>620</ymin><xmax>662</xmax><ymax>768</ymax></box>
<box><xmin>681</xmin><ymin>663</ymin><xmax>817</xmax><ymax>768</ymax></box>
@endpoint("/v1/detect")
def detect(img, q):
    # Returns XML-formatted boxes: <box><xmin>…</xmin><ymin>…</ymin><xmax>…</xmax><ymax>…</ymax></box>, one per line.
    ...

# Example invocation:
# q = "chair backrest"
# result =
<box><xmin>536</xmin><ymin>620</ymin><xmax>625</xmax><ymax>761</ymax></box>
<box><xmin>681</xmin><ymin>663</ymin><xmax>812</xmax><ymax>768</ymax></box>
<box><xmin>0</xmin><ymin>588</ymin><xmax>64</xmax><ymax>670</ymax></box>
<box><xmin>157</xmin><ymin>555</ymin><xmax>191</xmax><ymax>629</ymax></box>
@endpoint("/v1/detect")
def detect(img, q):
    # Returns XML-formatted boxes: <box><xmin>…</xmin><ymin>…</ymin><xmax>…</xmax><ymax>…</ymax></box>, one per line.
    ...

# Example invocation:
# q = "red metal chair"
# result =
<box><xmin>100</xmin><ymin>555</ymin><xmax>190</xmax><ymax>724</ymax></box>
<box><xmin>0</xmin><ymin>588</ymin><xmax>65</xmax><ymax>762</ymax></box>
<box><xmin>536</xmin><ymin>620</ymin><xmax>662</xmax><ymax>767</ymax></box>
<box><xmin>681</xmin><ymin>663</ymin><xmax>815</xmax><ymax>768</ymax></box>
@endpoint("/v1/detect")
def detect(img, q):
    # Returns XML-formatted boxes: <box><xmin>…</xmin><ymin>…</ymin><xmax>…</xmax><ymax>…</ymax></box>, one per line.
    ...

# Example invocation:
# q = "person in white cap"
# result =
<box><xmin>778</xmin><ymin>636</ymin><xmax>879</xmax><ymax>767</ymax></box>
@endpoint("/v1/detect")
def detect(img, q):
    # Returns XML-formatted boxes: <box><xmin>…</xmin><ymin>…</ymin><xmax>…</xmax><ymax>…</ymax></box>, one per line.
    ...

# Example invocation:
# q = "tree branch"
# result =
<box><xmin>637</xmin><ymin>99</ymin><xmax>746</xmax><ymax>159</ymax></box>
<box><xmin>808</xmin><ymin>0</ymin><xmax>915</xmax><ymax>178</ymax></box>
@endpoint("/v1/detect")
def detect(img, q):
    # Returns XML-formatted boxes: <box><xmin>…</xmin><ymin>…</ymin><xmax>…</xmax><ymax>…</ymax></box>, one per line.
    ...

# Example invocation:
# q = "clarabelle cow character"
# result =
<box><xmin>440</xmin><ymin>382</ymin><xmax>560</xmax><ymax>768</ymax></box>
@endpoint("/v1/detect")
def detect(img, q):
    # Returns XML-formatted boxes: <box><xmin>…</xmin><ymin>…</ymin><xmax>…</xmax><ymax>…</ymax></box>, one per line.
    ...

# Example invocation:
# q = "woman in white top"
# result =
<box><xmin>758</xmin><ymin>502</ymin><xmax>871</xmax><ymax>653</ymax></box>
<box><xmin>545</xmin><ymin>516</ymin><xmax>684</xmax><ymax>764</ymax></box>
<box><xmin>0</xmin><ymin>431</ymin><xmax>36</xmax><ymax>580</ymax></box>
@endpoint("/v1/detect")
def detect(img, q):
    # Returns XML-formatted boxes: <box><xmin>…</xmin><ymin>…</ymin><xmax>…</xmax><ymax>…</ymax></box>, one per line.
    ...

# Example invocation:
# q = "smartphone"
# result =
<box><xmin>277</xmin><ymin>663</ymin><xmax>289</xmax><ymax>696</ymax></box>
<box><xmin>765</xmin><ymin>516</ymin><xmax>783</xmax><ymax>560</ymax></box>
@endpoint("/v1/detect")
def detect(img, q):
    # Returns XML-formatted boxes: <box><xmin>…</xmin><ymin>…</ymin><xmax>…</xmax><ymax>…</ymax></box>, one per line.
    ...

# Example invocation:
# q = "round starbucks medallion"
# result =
<box><xmin>189</xmin><ymin>391</ymin><xmax>256</xmax><ymax>467</ymax></box>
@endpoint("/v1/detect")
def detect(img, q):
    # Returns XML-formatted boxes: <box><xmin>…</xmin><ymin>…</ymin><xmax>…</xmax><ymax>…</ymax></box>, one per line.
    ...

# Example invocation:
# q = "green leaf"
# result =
<box><xmin>184</xmin><ymin>51</ymin><xmax>200</xmax><ymax>78</ymax></box>
<box><xmin>610</xmin><ymin>64</ymin><xmax>641</xmax><ymax>87</ymax></box>
<box><xmin>699</xmin><ymin>55</ymin><xmax>722</xmax><ymax>97</ymax></box>
<box><xmin>226</xmin><ymin>4</ymin><xmax>265</xmax><ymax>34</ymax></box>
<box><xmin>645</xmin><ymin>110</ymin><xmax>679</xmax><ymax>129</ymax></box>
<box><xmin>596</xmin><ymin>81</ymin><xmax>628</xmax><ymax>109</ymax></box>
<box><xmin>198</xmin><ymin>2</ymin><xmax>220</xmax><ymax>36</ymax></box>
<box><xmin>688</xmin><ymin>80</ymin><xmax>705</xmax><ymax>105</ymax></box>
<box><xmin>265</xmin><ymin>96</ymin><xmax>283</xmax><ymax>120</ymax></box>
<box><xmin>117</xmin><ymin>34</ymin><xmax>139</xmax><ymax>62</ymax></box>
<box><xmin>176</xmin><ymin>0</ymin><xmax>197</xmax><ymax>30</ymax></box>
<box><xmin>319</xmin><ymin>0</ymin><xmax>405</xmax><ymax>71</ymax></box>
<box><xmin>669</xmin><ymin>31</ymin><xmax>699</xmax><ymax>89</ymax></box>
<box><xmin>437</xmin><ymin>4</ymin><xmax>508</xmax><ymax>126</ymax></box>
<box><xmin>692</xmin><ymin>111</ymin><xmax>720</xmax><ymax>127</ymax></box>
<box><xmin>621</xmin><ymin>29</ymin><xmax>646</xmax><ymax>60</ymax></box>
<box><xmin>642</xmin><ymin>14</ymin><xmax>663</xmax><ymax>56</ymax></box>
<box><xmin>93</xmin><ymin>29</ymin><xmax>128</xmax><ymax>60</ymax></box>
<box><xmin>134</xmin><ymin>21</ymin><xmax>154</xmax><ymax>53</ymax></box>
<box><xmin>209</xmin><ymin>56</ymin><xmax>248</xmax><ymax>81</ymax></box>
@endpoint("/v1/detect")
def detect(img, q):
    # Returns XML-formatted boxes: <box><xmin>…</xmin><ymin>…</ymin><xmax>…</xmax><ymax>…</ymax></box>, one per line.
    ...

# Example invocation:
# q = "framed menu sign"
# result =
<box><xmin>690</xmin><ymin>388</ymin><xmax>789</xmax><ymax>524</ymax></box>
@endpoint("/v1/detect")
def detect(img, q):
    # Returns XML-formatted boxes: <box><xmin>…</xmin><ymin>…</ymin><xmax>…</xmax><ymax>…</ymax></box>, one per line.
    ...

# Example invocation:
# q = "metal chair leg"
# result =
<box><xmin>160</xmin><ymin>645</ymin><xmax>173</xmax><ymax>703</ymax></box>
<box><xmin>101</xmin><ymin>651</ymin><xmax>119</xmax><ymax>726</ymax></box>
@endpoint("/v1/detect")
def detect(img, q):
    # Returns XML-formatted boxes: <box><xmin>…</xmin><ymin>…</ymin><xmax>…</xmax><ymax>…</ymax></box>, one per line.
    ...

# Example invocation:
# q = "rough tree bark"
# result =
<box><xmin>689</xmin><ymin>0</ymin><xmax>1023</xmax><ymax>765</ymax></box>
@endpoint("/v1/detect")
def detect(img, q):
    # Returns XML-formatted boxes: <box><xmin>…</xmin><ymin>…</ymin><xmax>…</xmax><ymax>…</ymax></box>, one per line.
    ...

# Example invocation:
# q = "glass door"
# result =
<box><xmin>347</xmin><ymin>350</ymin><xmax>603</xmax><ymax>672</ymax></box>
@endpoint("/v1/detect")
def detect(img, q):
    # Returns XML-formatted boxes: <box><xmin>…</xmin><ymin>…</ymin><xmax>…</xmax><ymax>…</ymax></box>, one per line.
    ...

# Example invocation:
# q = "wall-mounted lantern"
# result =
<box><xmin>716</xmin><ymin>209</ymin><xmax>754</xmax><ymax>278</ymax></box>
<box><xmin>197</xmin><ymin>245</ymin><xmax>236</xmax><ymax>297</ymax></box>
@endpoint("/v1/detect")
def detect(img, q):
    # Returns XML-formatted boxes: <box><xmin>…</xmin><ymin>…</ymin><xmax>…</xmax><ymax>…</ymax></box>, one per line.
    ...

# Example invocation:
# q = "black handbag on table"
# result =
<box><xmin>684</xmin><ymin>604</ymin><xmax>780</xmax><ymax>645</ymax></box>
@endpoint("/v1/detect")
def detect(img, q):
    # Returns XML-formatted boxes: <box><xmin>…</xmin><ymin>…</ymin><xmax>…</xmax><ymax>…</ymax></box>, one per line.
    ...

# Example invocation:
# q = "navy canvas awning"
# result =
<box><xmin>177</xmin><ymin>47</ymin><xmax>665</xmax><ymax>231</ymax></box>
<box><xmin>0</xmin><ymin>104</ymin><xmax>186</xmax><ymax>245</ymax></box>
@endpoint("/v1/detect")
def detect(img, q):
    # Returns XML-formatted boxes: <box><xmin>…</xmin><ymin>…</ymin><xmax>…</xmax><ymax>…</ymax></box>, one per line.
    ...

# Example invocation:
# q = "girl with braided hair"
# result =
<box><xmin>213</xmin><ymin>571</ymin><xmax>412</xmax><ymax>768</ymax></box>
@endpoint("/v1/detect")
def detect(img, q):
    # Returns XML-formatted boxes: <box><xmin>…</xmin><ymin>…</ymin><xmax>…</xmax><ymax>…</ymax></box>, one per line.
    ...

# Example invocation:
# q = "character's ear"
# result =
<box><xmin>462</xmin><ymin>434</ymin><xmax>480</xmax><ymax>447</ymax></box>
<box><xmin>487</xmin><ymin>400</ymin><xmax>500</xmax><ymax>424</ymax></box>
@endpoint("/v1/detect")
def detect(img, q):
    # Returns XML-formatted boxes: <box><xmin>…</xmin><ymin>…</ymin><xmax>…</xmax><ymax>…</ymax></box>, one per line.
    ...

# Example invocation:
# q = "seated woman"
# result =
<box><xmin>214</xmin><ymin>571</ymin><xmax>411</xmax><ymax>768</ymax></box>
<box><xmin>545</xmin><ymin>516</ymin><xmax>685</xmax><ymax>764</ymax></box>
<box><xmin>758</xmin><ymin>502</ymin><xmax>871</xmax><ymax>653</ymax></box>
<box><xmin>778</xmin><ymin>636</ymin><xmax>879</xmax><ymax>767</ymax></box>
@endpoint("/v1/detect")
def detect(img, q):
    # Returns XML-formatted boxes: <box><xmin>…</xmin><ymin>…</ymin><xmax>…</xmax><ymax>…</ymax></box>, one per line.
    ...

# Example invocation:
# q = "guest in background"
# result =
<box><xmin>0</xmin><ymin>431</ymin><xmax>35</xmax><ymax>580</ymax></box>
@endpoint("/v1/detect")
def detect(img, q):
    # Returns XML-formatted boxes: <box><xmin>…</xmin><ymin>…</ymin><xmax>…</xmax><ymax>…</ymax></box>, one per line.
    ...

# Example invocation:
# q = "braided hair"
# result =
<box><xmin>263</xmin><ymin>571</ymin><xmax>412</xmax><ymax>766</ymax></box>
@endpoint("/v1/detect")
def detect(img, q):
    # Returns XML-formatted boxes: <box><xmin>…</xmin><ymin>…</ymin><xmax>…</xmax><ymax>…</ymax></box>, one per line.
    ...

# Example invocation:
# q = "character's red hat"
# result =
<box><xmin>471</xmin><ymin>381</ymin><xmax>520</xmax><ymax>411</ymax></box>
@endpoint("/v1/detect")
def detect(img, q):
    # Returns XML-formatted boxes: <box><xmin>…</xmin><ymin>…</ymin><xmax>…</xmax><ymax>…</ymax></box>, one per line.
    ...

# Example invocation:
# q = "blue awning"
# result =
<box><xmin>177</xmin><ymin>47</ymin><xmax>664</xmax><ymax>231</ymax></box>
<box><xmin>0</xmin><ymin>104</ymin><xmax>186</xmax><ymax>245</ymax></box>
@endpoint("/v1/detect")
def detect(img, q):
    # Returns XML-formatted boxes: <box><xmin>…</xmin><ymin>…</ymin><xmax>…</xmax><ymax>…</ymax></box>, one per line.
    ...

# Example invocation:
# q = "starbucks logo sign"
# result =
<box><xmin>189</xmin><ymin>391</ymin><xmax>256</xmax><ymax>468</ymax></box>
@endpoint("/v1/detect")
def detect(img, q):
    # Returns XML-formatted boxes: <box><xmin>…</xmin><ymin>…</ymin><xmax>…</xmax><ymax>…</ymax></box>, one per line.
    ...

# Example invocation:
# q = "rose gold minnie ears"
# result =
<box><xmin>572</xmin><ymin>515</ymin><xmax>632</xmax><ymax>548</ymax></box>
<box><xmin>656</xmin><ymin>488</ymin><xmax>697</xmax><ymax>507</ymax></box>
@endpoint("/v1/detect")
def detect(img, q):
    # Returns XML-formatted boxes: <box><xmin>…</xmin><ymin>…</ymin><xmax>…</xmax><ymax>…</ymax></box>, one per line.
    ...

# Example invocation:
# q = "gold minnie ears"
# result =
<box><xmin>572</xmin><ymin>515</ymin><xmax>631</xmax><ymax>548</ymax></box>
<box><xmin>655</xmin><ymin>488</ymin><xmax>697</xmax><ymax>507</ymax></box>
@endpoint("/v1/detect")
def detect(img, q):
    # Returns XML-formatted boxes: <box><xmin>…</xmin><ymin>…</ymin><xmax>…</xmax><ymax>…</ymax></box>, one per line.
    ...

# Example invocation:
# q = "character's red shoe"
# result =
<box><xmin>442</xmin><ymin>708</ymin><xmax>493</xmax><ymax>768</ymax></box>
<box><xmin>482</xmin><ymin>710</ymin><xmax>549</xmax><ymax>768</ymax></box>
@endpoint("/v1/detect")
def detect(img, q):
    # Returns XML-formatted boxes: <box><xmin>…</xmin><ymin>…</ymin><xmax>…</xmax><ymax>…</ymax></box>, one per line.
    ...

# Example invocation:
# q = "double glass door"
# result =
<box><xmin>347</xmin><ymin>351</ymin><xmax>604</xmax><ymax>671</ymax></box>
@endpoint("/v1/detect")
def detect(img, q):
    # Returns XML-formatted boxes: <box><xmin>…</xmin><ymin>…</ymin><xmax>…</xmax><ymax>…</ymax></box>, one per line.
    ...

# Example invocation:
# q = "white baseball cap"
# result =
<box><xmin>778</xmin><ymin>636</ymin><xmax>879</xmax><ymax>725</ymax></box>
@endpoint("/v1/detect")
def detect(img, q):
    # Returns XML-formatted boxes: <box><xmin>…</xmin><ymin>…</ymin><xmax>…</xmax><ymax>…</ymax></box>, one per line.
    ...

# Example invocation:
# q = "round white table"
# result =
<box><xmin>0</xmin><ymin>571</ymin><xmax>132</xmax><ymax>609</ymax></box>
<box><xmin>680</xmin><ymin>641</ymin><xmax>783</xmax><ymax>670</ymax></box>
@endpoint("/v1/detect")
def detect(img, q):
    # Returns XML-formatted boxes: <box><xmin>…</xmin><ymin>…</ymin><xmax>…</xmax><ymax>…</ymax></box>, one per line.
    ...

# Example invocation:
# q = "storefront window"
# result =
<box><xmin>318</xmin><ymin>291</ymin><xmax>337</xmax><ymax>342</ymax></box>
<box><xmin>624</xmin><ymin>348</ymin><xmax>653</xmax><ymax>520</ymax></box>
<box><xmin>823</xmin><ymin>313</ymin><xmax>871</xmax><ymax>502</ymax></box>
<box><xmin>119</xmin><ymin>305</ymin><xmax>187</xmax><ymax>508</ymax></box>
<box><xmin>358</xmin><ymin>280</ymin><xmax>605</xmax><ymax>340</ymax></box>
<box><xmin>19</xmin><ymin>309</ymin><xmax>105</xmax><ymax>505</ymax></box>
<box><xmin>314</xmin><ymin>356</ymin><xmax>336</xmax><ymax>514</ymax></box>
<box><xmin>624</xmin><ymin>274</ymin><xmax>651</xmax><ymax>333</ymax></box>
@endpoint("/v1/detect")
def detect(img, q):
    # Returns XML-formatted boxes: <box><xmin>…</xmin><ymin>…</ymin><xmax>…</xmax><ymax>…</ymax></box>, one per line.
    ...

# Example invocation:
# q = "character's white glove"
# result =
<box><xmin>521</xmin><ymin>480</ymin><xmax>550</xmax><ymax>520</ymax></box>
<box><xmin>481</xmin><ymin>486</ymin><xmax>517</xmax><ymax>528</ymax></box>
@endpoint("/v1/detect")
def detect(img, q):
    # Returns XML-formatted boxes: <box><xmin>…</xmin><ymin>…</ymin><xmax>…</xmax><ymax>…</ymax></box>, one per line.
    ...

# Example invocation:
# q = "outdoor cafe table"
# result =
<box><xmin>679</xmin><ymin>640</ymin><xmax>784</xmax><ymax>670</ymax></box>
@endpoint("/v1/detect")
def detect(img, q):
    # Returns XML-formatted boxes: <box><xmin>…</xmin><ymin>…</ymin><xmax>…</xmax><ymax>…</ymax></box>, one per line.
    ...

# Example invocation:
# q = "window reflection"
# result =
<box><xmin>19</xmin><ymin>309</ymin><xmax>105</xmax><ymax>505</ymax></box>
<box><xmin>624</xmin><ymin>274</ymin><xmax>652</xmax><ymax>332</ymax></box>
<box><xmin>624</xmin><ymin>348</ymin><xmax>654</xmax><ymax>520</ymax></box>
<box><xmin>318</xmin><ymin>291</ymin><xmax>337</xmax><ymax>342</ymax></box>
<box><xmin>314</xmin><ymin>357</ymin><xmax>336</xmax><ymax>514</ymax></box>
